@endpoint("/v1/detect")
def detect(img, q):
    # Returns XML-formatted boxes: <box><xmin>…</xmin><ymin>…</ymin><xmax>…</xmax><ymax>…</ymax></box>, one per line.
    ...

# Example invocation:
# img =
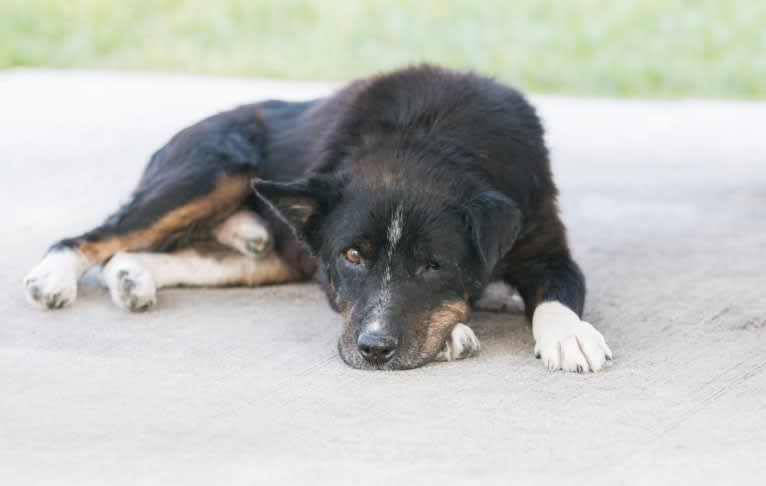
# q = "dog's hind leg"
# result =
<box><xmin>23</xmin><ymin>103</ymin><xmax>288</xmax><ymax>310</ymax></box>
<box><xmin>101</xmin><ymin>248</ymin><xmax>307</xmax><ymax>312</ymax></box>
<box><xmin>23</xmin><ymin>173</ymin><xmax>254</xmax><ymax>309</ymax></box>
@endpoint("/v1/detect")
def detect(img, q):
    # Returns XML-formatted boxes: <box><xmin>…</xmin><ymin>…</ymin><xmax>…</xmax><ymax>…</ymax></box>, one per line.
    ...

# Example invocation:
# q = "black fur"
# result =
<box><xmin>47</xmin><ymin>64</ymin><xmax>585</xmax><ymax>370</ymax></box>
<box><xmin>252</xmin><ymin>65</ymin><xmax>585</xmax><ymax>369</ymax></box>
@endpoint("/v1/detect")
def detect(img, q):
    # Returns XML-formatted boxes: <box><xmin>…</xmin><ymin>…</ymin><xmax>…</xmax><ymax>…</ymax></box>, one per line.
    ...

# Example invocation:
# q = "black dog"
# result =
<box><xmin>24</xmin><ymin>65</ymin><xmax>611</xmax><ymax>371</ymax></box>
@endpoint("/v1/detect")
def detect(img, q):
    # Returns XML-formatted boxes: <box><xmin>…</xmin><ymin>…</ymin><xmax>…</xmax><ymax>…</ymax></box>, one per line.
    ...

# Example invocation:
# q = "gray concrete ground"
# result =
<box><xmin>1</xmin><ymin>70</ymin><xmax>765</xmax><ymax>485</ymax></box>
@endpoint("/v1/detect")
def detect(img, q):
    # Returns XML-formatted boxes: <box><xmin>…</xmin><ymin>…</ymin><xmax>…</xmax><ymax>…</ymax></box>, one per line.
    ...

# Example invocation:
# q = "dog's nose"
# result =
<box><xmin>357</xmin><ymin>332</ymin><xmax>398</xmax><ymax>364</ymax></box>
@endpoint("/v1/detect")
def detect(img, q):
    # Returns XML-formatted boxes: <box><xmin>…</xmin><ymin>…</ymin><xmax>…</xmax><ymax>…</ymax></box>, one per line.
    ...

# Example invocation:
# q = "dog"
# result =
<box><xmin>23</xmin><ymin>65</ymin><xmax>612</xmax><ymax>372</ymax></box>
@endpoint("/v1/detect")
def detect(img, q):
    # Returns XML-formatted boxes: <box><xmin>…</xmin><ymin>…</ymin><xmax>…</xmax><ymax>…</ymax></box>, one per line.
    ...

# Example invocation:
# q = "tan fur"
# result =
<box><xmin>239</xmin><ymin>253</ymin><xmax>306</xmax><ymax>286</ymax></box>
<box><xmin>119</xmin><ymin>248</ymin><xmax>307</xmax><ymax>289</ymax></box>
<box><xmin>420</xmin><ymin>300</ymin><xmax>471</xmax><ymax>357</ymax></box>
<box><xmin>78</xmin><ymin>176</ymin><xmax>251</xmax><ymax>263</ymax></box>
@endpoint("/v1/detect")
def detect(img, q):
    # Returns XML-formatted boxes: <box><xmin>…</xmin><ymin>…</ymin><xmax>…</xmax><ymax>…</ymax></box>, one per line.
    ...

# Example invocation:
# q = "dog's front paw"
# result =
<box><xmin>103</xmin><ymin>254</ymin><xmax>157</xmax><ymax>312</ymax></box>
<box><xmin>23</xmin><ymin>250</ymin><xmax>81</xmax><ymax>309</ymax></box>
<box><xmin>533</xmin><ymin>302</ymin><xmax>612</xmax><ymax>373</ymax></box>
<box><xmin>435</xmin><ymin>323</ymin><xmax>481</xmax><ymax>362</ymax></box>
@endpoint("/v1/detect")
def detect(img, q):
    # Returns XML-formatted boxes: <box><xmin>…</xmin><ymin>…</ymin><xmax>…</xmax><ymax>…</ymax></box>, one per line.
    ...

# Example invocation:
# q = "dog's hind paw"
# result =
<box><xmin>103</xmin><ymin>254</ymin><xmax>157</xmax><ymax>312</ymax></box>
<box><xmin>23</xmin><ymin>249</ymin><xmax>81</xmax><ymax>309</ymax></box>
<box><xmin>435</xmin><ymin>323</ymin><xmax>481</xmax><ymax>362</ymax></box>
<box><xmin>214</xmin><ymin>210</ymin><xmax>273</xmax><ymax>259</ymax></box>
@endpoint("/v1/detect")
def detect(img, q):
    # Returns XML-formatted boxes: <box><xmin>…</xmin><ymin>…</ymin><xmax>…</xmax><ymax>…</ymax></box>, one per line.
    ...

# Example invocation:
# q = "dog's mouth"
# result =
<box><xmin>337</xmin><ymin>337</ymin><xmax>439</xmax><ymax>371</ymax></box>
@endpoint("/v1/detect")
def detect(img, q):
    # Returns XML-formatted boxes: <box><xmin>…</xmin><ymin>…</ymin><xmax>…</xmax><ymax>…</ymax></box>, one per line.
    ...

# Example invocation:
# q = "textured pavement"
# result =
<box><xmin>1</xmin><ymin>70</ymin><xmax>765</xmax><ymax>485</ymax></box>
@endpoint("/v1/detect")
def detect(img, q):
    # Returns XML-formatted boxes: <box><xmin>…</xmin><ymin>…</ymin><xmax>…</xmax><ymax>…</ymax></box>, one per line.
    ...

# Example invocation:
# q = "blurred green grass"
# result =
<box><xmin>1</xmin><ymin>0</ymin><xmax>764</xmax><ymax>98</ymax></box>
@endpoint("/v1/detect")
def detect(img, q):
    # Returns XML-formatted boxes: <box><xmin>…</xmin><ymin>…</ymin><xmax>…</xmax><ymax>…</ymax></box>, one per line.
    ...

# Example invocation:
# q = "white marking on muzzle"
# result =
<box><xmin>387</xmin><ymin>205</ymin><xmax>404</xmax><ymax>259</ymax></box>
<box><xmin>364</xmin><ymin>205</ymin><xmax>405</xmax><ymax>334</ymax></box>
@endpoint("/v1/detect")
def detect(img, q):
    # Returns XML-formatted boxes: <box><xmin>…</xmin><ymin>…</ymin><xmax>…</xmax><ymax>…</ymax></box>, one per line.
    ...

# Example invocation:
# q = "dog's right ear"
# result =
<box><xmin>251</xmin><ymin>174</ymin><xmax>345</xmax><ymax>245</ymax></box>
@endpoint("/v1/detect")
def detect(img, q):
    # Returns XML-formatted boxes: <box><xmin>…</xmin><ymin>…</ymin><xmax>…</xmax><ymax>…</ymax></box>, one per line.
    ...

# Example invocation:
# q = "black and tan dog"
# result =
<box><xmin>24</xmin><ymin>65</ymin><xmax>611</xmax><ymax>372</ymax></box>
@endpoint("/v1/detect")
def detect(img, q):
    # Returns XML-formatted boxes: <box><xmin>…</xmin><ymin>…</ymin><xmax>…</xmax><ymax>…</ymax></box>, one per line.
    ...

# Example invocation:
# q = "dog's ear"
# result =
<box><xmin>252</xmin><ymin>174</ymin><xmax>345</xmax><ymax>246</ymax></box>
<box><xmin>463</xmin><ymin>191</ymin><xmax>523</xmax><ymax>272</ymax></box>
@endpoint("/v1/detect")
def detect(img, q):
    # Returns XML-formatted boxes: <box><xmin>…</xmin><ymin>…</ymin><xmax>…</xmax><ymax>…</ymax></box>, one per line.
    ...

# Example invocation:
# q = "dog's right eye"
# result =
<box><xmin>344</xmin><ymin>248</ymin><xmax>362</xmax><ymax>265</ymax></box>
<box><xmin>425</xmin><ymin>260</ymin><xmax>440</xmax><ymax>271</ymax></box>
<box><xmin>415</xmin><ymin>259</ymin><xmax>441</xmax><ymax>276</ymax></box>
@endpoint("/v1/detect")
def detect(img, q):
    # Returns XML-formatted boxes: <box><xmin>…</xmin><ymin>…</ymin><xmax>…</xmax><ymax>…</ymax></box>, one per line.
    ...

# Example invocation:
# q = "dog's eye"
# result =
<box><xmin>417</xmin><ymin>260</ymin><xmax>441</xmax><ymax>275</ymax></box>
<box><xmin>344</xmin><ymin>248</ymin><xmax>362</xmax><ymax>265</ymax></box>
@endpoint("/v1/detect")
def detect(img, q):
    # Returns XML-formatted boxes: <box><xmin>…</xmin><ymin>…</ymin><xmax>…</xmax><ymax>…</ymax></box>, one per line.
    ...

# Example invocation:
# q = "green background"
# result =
<box><xmin>2</xmin><ymin>0</ymin><xmax>764</xmax><ymax>98</ymax></box>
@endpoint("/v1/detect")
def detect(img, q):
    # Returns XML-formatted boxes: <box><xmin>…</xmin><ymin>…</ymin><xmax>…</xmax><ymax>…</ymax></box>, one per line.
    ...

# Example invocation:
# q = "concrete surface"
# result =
<box><xmin>1</xmin><ymin>70</ymin><xmax>765</xmax><ymax>485</ymax></box>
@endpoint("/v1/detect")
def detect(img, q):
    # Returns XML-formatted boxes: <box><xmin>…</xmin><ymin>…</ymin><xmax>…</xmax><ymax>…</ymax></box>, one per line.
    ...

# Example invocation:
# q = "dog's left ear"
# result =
<box><xmin>463</xmin><ymin>191</ymin><xmax>523</xmax><ymax>272</ymax></box>
<box><xmin>252</xmin><ymin>174</ymin><xmax>346</xmax><ymax>247</ymax></box>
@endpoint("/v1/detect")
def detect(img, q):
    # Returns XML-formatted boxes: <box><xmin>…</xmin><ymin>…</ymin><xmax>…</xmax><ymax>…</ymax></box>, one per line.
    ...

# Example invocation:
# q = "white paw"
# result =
<box><xmin>435</xmin><ymin>323</ymin><xmax>481</xmax><ymax>361</ymax></box>
<box><xmin>103</xmin><ymin>254</ymin><xmax>157</xmax><ymax>312</ymax></box>
<box><xmin>533</xmin><ymin>301</ymin><xmax>612</xmax><ymax>373</ymax></box>
<box><xmin>23</xmin><ymin>249</ymin><xmax>84</xmax><ymax>309</ymax></box>
<box><xmin>214</xmin><ymin>210</ymin><xmax>272</xmax><ymax>258</ymax></box>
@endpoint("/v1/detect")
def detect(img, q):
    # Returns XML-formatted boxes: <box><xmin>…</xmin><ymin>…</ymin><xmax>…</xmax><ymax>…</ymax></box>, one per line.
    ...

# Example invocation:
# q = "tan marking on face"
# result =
<box><xmin>78</xmin><ymin>176</ymin><xmax>251</xmax><ymax>263</ymax></box>
<box><xmin>336</xmin><ymin>302</ymin><xmax>359</xmax><ymax>355</ymax></box>
<box><xmin>420</xmin><ymin>300</ymin><xmax>471</xmax><ymax>357</ymax></box>
<box><xmin>327</xmin><ymin>276</ymin><xmax>351</xmax><ymax>313</ymax></box>
<box><xmin>340</xmin><ymin>305</ymin><xmax>353</xmax><ymax>322</ymax></box>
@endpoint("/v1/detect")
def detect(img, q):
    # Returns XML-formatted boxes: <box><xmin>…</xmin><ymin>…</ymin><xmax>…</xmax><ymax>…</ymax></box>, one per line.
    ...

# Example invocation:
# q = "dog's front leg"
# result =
<box><xmin>532</xmin><ymin>301</ymin><xmax>612</xmax><ymax>372</ymax></box>
<box><xmin>510</xmin><ymin>253</ymin><xmax>612</xmax><ymax>373</ymax></box>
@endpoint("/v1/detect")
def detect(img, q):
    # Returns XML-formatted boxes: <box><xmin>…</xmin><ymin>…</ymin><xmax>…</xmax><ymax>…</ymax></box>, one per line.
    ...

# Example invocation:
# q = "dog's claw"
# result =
<box><xmin>246</xmin><ymin>237</ymin><xmax>270</xmax><ymax>256</ymax></box>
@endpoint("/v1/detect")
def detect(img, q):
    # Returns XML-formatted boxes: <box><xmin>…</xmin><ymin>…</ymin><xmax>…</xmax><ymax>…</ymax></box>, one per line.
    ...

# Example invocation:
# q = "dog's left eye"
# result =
<box><xmin>344</xmin><ymin>248</ymin><xmax>362</xmax><ymax>265</ymax></box>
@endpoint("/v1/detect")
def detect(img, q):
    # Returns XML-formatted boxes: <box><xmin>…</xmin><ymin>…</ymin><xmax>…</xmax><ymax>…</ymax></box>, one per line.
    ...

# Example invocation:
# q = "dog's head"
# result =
<box><xmin>253</xmin><ymin>167</ymin><xmax>521</xmax><ymax>370</ymax></box>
